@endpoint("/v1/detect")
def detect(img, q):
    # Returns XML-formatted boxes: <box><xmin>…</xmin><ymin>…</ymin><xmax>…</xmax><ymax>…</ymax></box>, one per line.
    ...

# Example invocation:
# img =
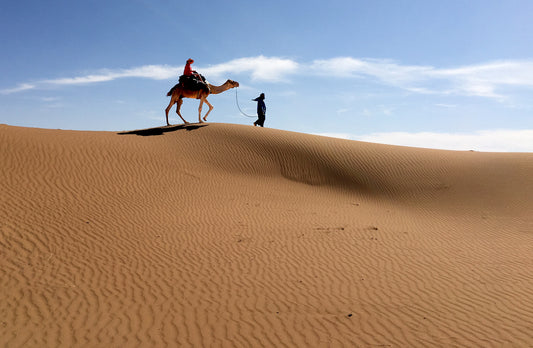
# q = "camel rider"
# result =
<box><xmin>181</xmin><ymin>58</ymin><xmax>208</xmax><ymax>93</ymax></box>
<box><xmin>183</xmin><ymin>58</ymin><xmax>199</xmax><ymax>79</ymax></box>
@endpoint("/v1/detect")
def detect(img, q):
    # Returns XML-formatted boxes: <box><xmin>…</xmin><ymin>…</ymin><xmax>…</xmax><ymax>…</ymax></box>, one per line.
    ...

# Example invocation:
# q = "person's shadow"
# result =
<box><xmin>118</xmin><ymin>123</ymin><xmax>208</xmax><ymax>136</ymax></box>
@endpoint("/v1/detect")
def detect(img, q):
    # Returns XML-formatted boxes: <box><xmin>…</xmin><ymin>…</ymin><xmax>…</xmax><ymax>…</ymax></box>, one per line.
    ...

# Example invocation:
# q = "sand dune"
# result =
<box><xmin>1</xmin><ymin>122</ymin><xmax>533</xmax><ymax>347</ymax></box>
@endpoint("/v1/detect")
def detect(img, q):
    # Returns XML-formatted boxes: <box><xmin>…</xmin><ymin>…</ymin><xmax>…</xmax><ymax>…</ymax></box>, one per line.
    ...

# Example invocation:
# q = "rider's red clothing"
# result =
<box><xmin>183</xmin><ymin>62</ymin><xmax>193</xmax><ymax>76</ymax></box>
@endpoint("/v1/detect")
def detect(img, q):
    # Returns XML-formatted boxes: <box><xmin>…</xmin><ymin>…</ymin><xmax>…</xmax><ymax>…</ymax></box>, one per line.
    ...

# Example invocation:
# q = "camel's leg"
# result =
<box><xmin>165</xmin><ymin>96</ymin><xmax>175</xmax><ymax>126</ymax></box>
<box><xmin>202</xmin><ymin>98</ymin><xmax>214</xmax><ymax>122</ymax></box>
<box><xmin>176</xmin><ymin>98</ymin><xmax>188</xmax><ymax>124</ymax></box>
<box><xmin>197</xmin><ymin>99</ymin><xmax>205</xmax><ymax>123</ymax></box>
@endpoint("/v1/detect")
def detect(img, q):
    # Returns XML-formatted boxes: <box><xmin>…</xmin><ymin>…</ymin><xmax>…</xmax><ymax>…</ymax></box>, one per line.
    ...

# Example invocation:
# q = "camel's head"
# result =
<box><xmin>226</xmin><ymin>79</ymin><xmax>239</xmax><ymax>88</ymax></box>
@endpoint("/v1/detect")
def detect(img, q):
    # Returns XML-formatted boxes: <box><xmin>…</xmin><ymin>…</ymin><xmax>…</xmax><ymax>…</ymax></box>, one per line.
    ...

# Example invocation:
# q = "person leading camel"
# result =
<box><xmin>253</xmin><ymin>93</ymin><xmax>266</xmax><ymax>127</ymax></box>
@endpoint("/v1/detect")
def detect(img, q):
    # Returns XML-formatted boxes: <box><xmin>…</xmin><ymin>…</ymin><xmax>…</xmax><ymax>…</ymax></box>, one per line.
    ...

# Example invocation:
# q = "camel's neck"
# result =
<box><xmin>208</xmin><ymin>82</ymin><xmax>234</xmax><ymax>95</ymax></box>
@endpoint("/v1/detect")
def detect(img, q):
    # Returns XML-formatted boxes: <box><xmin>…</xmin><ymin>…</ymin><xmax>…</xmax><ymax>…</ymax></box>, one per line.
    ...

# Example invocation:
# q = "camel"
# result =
<box><xmin>165</xmin><ymin>79</ymin><xmax>239</xmax><ymax>125</ymax></box>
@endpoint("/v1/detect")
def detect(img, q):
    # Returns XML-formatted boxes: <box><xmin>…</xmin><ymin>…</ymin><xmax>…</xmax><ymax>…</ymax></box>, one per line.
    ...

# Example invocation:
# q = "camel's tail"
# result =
<box><xmin>167</xmin><ymin>84</ymin><xmax>180</xmax><ymax>97</ymax></box>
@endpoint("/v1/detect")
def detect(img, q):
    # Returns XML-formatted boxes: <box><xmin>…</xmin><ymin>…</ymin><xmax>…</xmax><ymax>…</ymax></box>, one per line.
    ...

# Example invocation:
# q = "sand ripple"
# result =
<box><xmin>1</xmin><ymin>123</ymin><xmax>533</xmax><ymax>346</ymax></box>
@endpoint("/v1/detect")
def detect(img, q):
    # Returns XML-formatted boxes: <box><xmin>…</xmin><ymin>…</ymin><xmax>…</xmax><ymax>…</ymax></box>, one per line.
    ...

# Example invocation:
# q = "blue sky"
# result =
<box><xmin>2</xmin><ymin>0</ymin><xmax>533</xmax><ymax>151</ymax></box>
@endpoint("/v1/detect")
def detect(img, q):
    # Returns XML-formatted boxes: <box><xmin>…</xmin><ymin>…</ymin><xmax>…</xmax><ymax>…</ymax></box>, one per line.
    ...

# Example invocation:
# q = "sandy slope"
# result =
<box><xmin>1</xmin><ymin>122</ymin><xmax>533</xmax><ymax>347</ymax></box>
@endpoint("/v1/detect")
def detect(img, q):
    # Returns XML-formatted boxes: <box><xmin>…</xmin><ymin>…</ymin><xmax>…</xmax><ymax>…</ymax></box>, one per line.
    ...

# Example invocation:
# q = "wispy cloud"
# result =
<box><xmin>0</xmin><ymin>56</ymin><xmax>297</xmax><ymax>94</ymax></box>
<box><xmin>343</xmin><ymin>129</ymin><xmax>533</xmax><ymax>152</ymax></box>
<box><xmin>0</xmin><ymin>83</ymin><xmax>36</xmax><ymax>94</ymax></box>
<box><xmin>202</xmin><ymin>56</ymin><xmax>299</xmax><ymax>82</ymax></box>
<box><xmin>336</xmin><ymin>108</ymin><xmax>351</xmax><ymax>114</ymax></box>
<box><xmin>306</xmin><ymin>57</ymin><xmax>533</xmax><ymax>99</ymax></box>
<box><xmin>0</xmin><ymin>66</ymin><xmax>179</xmax><ymax>94</ymax></box>
<box><xmin>45</xmin><ymin>65</ymin><xmax>179</xmax><ymax>85</ymax></box>
<box><xmin>308</xmin><ymin>57</ymin><xmax>434</xmax><ymax>85</ymax></box>
<box><xmin>2</xmin><ymin>56</ymin><xmax>533</xmax><ymax>100</ymax></box>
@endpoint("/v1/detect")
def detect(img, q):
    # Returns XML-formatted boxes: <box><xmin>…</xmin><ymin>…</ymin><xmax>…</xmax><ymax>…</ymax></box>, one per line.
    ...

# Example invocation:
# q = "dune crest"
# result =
<box><xmin>1</xmin><ymin>123</ymin><xmax>533</xmax><ymax>346</ymax></box>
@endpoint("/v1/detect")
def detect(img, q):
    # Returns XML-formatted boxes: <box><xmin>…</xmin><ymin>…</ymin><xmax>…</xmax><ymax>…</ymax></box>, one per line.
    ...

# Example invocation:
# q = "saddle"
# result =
<box><xmin>166</xmin><ymin>73</ymin><xmax>210</xmax><ymax>98</ymax></box>
<box><xmin>178</xmin><ymin>73</ymin><xmax>209</xmax><ymax>93</ymax></box>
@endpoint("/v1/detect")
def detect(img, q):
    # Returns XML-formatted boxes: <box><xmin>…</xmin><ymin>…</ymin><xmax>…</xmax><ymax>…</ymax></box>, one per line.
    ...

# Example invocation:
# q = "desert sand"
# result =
<box><xmin>1</xmin><ymin>122</ymin><xmax>533</xmax><ymax>347</ymax></box>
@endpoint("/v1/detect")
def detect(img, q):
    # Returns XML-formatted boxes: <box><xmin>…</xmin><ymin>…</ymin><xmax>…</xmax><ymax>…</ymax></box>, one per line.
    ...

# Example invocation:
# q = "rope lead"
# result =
<box><xmin>235</xmin><ymin>88</ymin><xmax>257</xmax><ymax>118</ymax></box>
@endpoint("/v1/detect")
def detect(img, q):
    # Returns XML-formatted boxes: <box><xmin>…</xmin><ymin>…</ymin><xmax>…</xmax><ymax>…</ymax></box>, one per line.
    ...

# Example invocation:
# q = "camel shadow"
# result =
<box><xmin>118</xmin><ymin>123</ymin><xmax>208</xmax><ymax>136</ymax></box>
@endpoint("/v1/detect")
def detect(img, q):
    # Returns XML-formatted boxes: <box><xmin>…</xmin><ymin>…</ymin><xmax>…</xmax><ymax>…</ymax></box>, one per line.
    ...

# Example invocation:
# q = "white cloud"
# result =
<box><xmin>306</xmin><ymin>57</ymin><xmax>533</xmax><ymax>99</ymax></box>
<box><xmin>349</xmin><ymin>129</ymin><xmax>533</xmax><ymax>152</ymax></box>
<box><xmin>308</xmin><ymin>57</ymin><xmax>433</xmax><ymax>85</ymax></box>
<box><xmin>431</xmin><ymin>60</ymin><xmax>533</xmax><ymax>99</ymax></box>
<box><xmin>201</xmin><ymin>56</ymin><xmax>299</xmax><ymax>82</ymax></box>
<box><xmin>0</xmin><ymin>83</ymin><xmax>36</xmax><ymax>94</ymax></box>
<box><xmin>40</xmin><ymin>97</ymin><xmax>60</xmax><ymax>102</ymax></box>
<box><xmin>45</xmin><ymin>65</ymin><xmax>179</xmax><ymax>85</ymax></box>
<box><xmin>47</xmin><ymin>74</ymin><xmax>117</xmax><ymax>85</ymax></box>
<box><xmin>3</xmin><ymin>56</ymin><xmax>533</xmax><ymax>101</ymax></box>
<box><xmin>126</xmin><ymin>65</ymin><xmax>180</xmax><ymax>80</ymax></box>
<box><xmin>1</xmin><ymin>56</ymin><xmax>297</xmax><ymax>92</ymax></box>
